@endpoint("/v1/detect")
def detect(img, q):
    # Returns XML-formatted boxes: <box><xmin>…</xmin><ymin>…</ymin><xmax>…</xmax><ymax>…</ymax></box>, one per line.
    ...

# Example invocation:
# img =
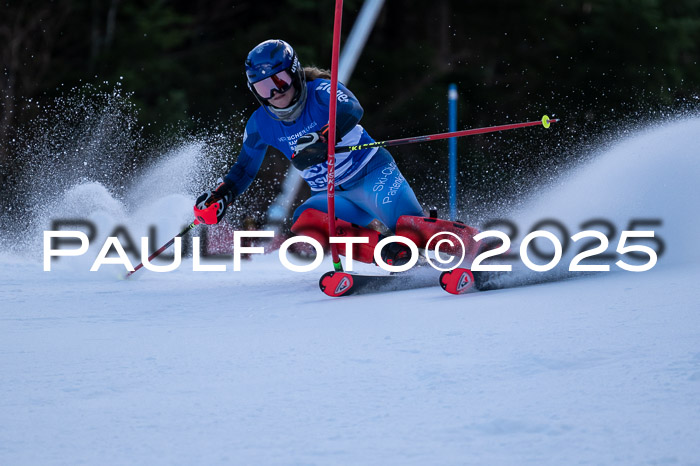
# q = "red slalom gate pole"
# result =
<box><xmin>327</xmin><ymin>0</ymin><xmax>344</xmax><ymax>272</ymax></box>
<box><xmin>124</xmin><ymin>220</ymin><xmax>199</xmax><ymax>279</ymax></box>
<box><xmin>334</xmin><ymin>115</ymin><xmax>559</xmax><ymax>153</ymax></box>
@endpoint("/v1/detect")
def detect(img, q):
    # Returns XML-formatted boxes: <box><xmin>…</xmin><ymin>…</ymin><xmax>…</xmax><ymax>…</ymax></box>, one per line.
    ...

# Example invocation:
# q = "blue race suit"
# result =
<box><xmin>223</xmin><ymin>78</ymin><xmax>423</xmax><ymax>231</ymax></box>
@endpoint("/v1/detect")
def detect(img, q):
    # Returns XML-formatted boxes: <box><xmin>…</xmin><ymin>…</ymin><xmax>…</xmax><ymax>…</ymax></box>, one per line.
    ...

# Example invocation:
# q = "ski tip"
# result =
<box><xmin>440</xmin><ymin>268</ymin><xmax>476</xmax><ymax>295</ymax></box>
<box><xmin>319</xmin><ymin>271</ymin><xmax>354</xmax><ymax>297</ymax></box>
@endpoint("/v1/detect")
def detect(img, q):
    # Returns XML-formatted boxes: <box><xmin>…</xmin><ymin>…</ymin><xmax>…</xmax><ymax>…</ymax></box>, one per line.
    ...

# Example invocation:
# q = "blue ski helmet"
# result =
<box><xmin>245</xmin><ymin>39</ymin><xmax>307</xmax><ymax>121</ymax></box>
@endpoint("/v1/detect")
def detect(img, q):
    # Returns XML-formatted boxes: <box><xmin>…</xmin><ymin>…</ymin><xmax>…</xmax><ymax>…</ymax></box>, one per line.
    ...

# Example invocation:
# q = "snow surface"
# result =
<box><xmin>2</xmin><ymin>118</ymin><xmax>700</xmax><ymax>465</ymax></box>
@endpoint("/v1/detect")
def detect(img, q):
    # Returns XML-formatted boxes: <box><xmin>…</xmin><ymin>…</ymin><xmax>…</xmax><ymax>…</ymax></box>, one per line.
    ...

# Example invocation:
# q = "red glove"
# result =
<box><xmin>194</xmin><ymin>179</ymin><xmax>234</xmax><ymax>225</ymax></box>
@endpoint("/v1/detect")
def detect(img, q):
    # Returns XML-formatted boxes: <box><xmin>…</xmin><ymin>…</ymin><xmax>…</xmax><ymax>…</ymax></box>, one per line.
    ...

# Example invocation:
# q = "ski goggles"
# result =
<box><xmin>251</xmin><ymin>70</ymin><xmax>294</xmax><ymax>99</ymax></box>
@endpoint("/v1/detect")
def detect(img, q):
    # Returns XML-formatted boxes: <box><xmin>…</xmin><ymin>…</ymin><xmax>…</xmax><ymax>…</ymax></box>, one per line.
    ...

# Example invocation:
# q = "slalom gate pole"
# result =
<box><xmin>327</xmin><ymin>0</ymin><xmax>344</xmax><ymax>272</ymax></box>
<box><xmin>124</xmin><ymin>220</ymin><xmax>199</xmax><ymax>279</ymax></box>
<box><xmin>448</xmin><ymin>83</ymin><xmax>458</xmax><ymax>221</ymax></box>
<box><xmin>335</xmin><ymin>115</ymin><xmax>559</xmax><ymax>153</ymax></box>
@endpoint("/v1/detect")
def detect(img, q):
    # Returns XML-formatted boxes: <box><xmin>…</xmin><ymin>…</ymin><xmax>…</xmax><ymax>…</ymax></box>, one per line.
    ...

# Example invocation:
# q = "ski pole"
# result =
<box><xmin>335</xmin><ymin>115</ymin><xmax>559</xmax><ymax>153</ymax></box>
<box><xmin>124</xmin><ymin>220</ymin><xmax>200</xmax><ymax>279</ymax></box>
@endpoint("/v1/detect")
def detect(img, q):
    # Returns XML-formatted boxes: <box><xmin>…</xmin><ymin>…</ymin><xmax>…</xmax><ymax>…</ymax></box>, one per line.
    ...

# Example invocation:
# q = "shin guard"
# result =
<box><xmin>291</xmin><ymin>209</ymin><xmax>380</xmax><ymax>264</ymax></box>
<box><xmin>395</xmin><ymin>215</ymin><xmax>481</xmax><ymax>259</ymax></box>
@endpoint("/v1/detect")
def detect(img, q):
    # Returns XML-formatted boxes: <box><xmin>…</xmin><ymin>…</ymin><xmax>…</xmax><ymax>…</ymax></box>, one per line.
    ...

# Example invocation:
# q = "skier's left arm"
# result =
<box><xmin>291</xmin><ymin>82</ymin><xmax>364</xmax><ymax>170</ymax></box>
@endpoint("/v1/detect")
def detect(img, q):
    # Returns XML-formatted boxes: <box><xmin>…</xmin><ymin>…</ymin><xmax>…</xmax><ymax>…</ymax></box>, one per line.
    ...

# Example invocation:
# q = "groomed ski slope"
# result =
<box><xmin>1</xmin><ymin>118</ymin><xmax>700</xmax><ymax>464</ymax></box>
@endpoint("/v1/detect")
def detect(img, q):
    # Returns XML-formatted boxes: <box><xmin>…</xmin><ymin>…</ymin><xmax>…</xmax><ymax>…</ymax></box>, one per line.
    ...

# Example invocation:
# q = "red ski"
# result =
<box><xmin>319</xmin><ymin>267</ymin><xmax>506</xmax><ymax>297</ymax></box>
<box><xmin>319</xmin><ymin>267</ymin><xmax>440</xmax><ymax>297</ymax></box>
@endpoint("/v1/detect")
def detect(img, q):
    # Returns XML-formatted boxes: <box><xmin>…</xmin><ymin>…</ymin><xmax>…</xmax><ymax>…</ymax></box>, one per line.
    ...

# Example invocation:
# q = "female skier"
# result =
<box><xmin>194</xmin><ymin>39</ymin><xmax>478</xmax><ymax>266</ymax></box>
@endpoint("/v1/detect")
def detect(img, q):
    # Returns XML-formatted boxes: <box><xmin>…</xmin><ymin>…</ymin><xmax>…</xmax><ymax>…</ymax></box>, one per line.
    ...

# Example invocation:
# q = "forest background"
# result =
<box><xmin>2</xmin><ymin>0</ymin><xmax>699</xmax><ymax>228</ymax></box>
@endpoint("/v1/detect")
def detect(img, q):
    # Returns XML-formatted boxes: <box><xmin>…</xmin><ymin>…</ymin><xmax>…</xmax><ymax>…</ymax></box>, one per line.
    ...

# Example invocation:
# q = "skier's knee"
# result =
<box><xmin>291</xmin><ymin>209</ymin><xmax>330</xmax><ymax>249</ymax></box>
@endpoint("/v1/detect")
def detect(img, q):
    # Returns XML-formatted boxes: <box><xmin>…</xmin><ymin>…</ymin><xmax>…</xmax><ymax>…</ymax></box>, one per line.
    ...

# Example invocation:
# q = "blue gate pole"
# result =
<box><xmin>448</xmin><ymin>84</ymin><xmax>458</xmax><ymax>221</ymax></box>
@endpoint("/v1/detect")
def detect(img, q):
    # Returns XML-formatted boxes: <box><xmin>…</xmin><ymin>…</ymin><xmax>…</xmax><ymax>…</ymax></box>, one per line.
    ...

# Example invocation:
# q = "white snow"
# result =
<box><xmin>1</xmin><ymin>118</ymin><xmax>700</xmax><ymax>465</ymax></box>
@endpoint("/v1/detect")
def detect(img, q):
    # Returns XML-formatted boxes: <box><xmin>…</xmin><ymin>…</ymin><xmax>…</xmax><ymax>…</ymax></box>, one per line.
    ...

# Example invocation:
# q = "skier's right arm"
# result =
<box><xmin>194</xmin><ymin>118</ymin><xmax>268</xmax><ymax>225</ymax></box>
<box><xmin>221</xmin><ymin>117</ymin><xmax>268</xmax><ymax>196</ymax></box>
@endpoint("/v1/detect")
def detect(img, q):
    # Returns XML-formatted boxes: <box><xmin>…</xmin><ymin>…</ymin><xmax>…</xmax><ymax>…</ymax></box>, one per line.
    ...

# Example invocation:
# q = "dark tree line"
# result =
<box><xmin>2</xmin><ymin>0</ymin><xmax>700</xmax><ymax>219</ymax></box>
